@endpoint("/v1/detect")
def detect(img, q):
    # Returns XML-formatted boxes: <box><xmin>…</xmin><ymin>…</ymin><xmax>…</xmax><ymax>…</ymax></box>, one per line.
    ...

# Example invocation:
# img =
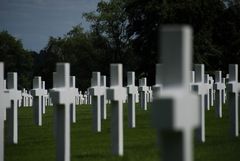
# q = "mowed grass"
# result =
<box><xmin>4</xmin><ymin>103</ymin><xmax>240</xmax><ymax>161</ymax></box>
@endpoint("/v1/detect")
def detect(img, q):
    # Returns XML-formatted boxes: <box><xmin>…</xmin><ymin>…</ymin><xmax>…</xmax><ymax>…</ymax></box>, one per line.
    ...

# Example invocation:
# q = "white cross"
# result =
<box><xmin>83</xmin><ymin>91</ymin><xmax>88</xmax><ymax>104</ymax></box>
<box><xmin>21</xmin><ymin>88</ymin><xmax>28</xmax><ymax>107</ymax></box>
<box><xmin>127</xmin><ymin>72</ymin><xmax>138</xmax><ymax>128</ymax></box>
<box><xmin>75</xmin><ymin>93</ymin><xmax>79</xmax><ymax>105</ymax></box>
<box><xmin>138</xmin><ymin>77</ymin><xmax>148</xmax><ymax>110</ymax></box>
<box><xmin>23</xmin><ymin>89</ymin><xmax>33</xmax><ymax>107</ymax></box>
<box><xmin>214</xmin><ymin>71</ymin><xmax>225</xmax><ymax>118</ymax></box>
<box><xmin>0</xmin><ymin>62</ymin><xmax>10</xmax><ymax>161</ymax></box>
<box><xmin>47</xmin><ymin>92</ymin><xmax>52</xmax><ymax>106</ymax></box>
<box><xmin>192</xmin><ymin>64</ymin><xmax>208</xmax><ymax>143</ymax></box>
<box><xmin>226</xmin><ymin>64</ymin><xmax>239</xmax><ymax>137</ymax></box>
<box><xmin>70</xmin><ymin>76</ymin><xmax>78</xmax><ymax>123</ymax></box>
<box><xmin>30</xmin><ymin>76</ymin><xmax>46</xmax><ymax>126</ymax></box>
<box><xmin>191</xmin><ymin>71</ymin><xmax>195</xmax><ymax>83</ymax></box>
<box><xmin>224</xmin><ymin>75</ymin><xmax>229</xmax><ymax>107</ymax></box>
<box><xmin>153</xmin><ymin>64</ymin><xmax>163</xmax><ymax>99</ymax></box>
<box><xmin>89</xmin><ymin>72</ymin><xmax>104</xmax><ymax>132</ymax></box>
<box><xmin>106</xmin><ymin>64</ymin><xmax>126</xmax><ymax>156</ymax></box>
<box><xmin>101</xmin><ymin>75</ymin><xmax>107</xmax><ymax>120</ymax></box>
<box><xmin>147</xmin><ymin>86</ymin><xmax>153</xmax><ymax>102</ymax></box>
<box><xmin>209</xmin><ymin>76</ymin><xmax>214</xmax><ymax>107</ymax></box>
<box><xmin>223</xmin><ymin>78</ymin><xmax>227</xmax><ymax>104</ymax></box>
<box><xmin>6</xmin><ymin>72</ymin><xmax>21</xmax><ymax>144</ymax></box>
<box><xmin>226</xmin><ymin>74</ymin><xmax>229</xmax><ymax>83</ymax></box>
<box><xmin>79</xmin><ymin>91</ymin><xmax>84</xmax><ymax>105</ymax></box>
<box><xmin>28</xmin><ymin>91</ymin><xmax>33</xmax><ymax>106</ymax></box>
<box><xmin>41</xmin><ymin>81</ymin><xmax>48</xmax><ymax>114</ymax></box>
<box><xmin>204</xmin><ymin>74</ymin><xmax>211</xmax><ymax>111</ymax></box>
<box><xmin>152</xmin><ymin>26</ymin><xmax>200</xmax><ymax>161</ymax></box>
<box><xmin>50</xmin><ymin>63</ymin><xmax>75</xmax><ymax>161</ymax></box>
<box><xmin>189</xmin><ymin>71</ymin><xmax>195</xmax><ymax>92</ymax></box>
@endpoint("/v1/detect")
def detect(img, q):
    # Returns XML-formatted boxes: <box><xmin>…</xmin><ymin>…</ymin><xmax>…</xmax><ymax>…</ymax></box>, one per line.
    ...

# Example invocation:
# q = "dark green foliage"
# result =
<box><xmin>0</xmin><ymin>31</ymin><xmax>33</xmax><ymax>89</ymax></box>
<box><xmin>1</xmin><ymin>0</ymin><xmax>240</xmax><ymax>89</ymax></box>
<box><xmin>37</xmin><ymin>26</ymin><xmax>97</xmax><ymax>89</ymax></box>
<box><xmin>83</xmin><ymin>0</ymin><xmax>138</xmax><ymax>86</ymax></box>
<box><xmin>125</xmin><ymin>0</ymin><xmax>226</xmax><ymax>81</ymax></box>
<box><xmin>81</xmin><ymin>0</ymin><xmax>240</xmax><ymax>85</ymax></box>
<box><xmin>213</xmin><ymin>3</ymin><xmax>240</xmax><ymax>74</ymax></box>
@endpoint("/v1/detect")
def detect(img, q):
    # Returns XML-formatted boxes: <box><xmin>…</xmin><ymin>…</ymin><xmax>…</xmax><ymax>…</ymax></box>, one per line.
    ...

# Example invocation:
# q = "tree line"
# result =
<box><xmin>0</xmin><ymin>0</ymin><xmax>240</xmax><ymax>90</ymax></box>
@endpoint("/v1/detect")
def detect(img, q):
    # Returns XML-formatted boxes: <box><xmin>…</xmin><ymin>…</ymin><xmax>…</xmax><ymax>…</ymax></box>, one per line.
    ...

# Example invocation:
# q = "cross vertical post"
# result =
<box><xmin>70</xmin><ymin>76</ymin><xmax>78</xmax><ymax>123</ymax></box>
<box><xmin>204</xmin><ymin>74</ymin><xmax>210</xmax><ymax>111</ymax></box>
<box><xmin>89</xmin><ymin>72</ymin><xmax>104</xmax><ymax>132</ymax></box>
<box><xmin>214</xmin><ymin>71</ymin><xmax>225</xmax><ymax>118</ymax></box>
<box><xmin>152</xmin><ymin>26</ymin><xmax>200</xmax><ymax>161</ymax></box>
<box><xmin>139</xmin><ymin>78</ymin><xmax>148</xmax><ymax>110</ymax></box>
<box><xmin>227</xmin><ymin>64</ymin><xmax>239</xmax><ymax>137</ymax></box>
<box><xmin>31</xmin><ymin>76</ymin><xmax>45</xmax><ymax>126</ymax></box>
<box><xmin>41</xmin><ymin>81</ymin><xmax>48</xmax><ymax>114</ymax></box>
<box><xmin>127</xmin><ymin>72</ymin><xmax>138</xmax><ymax>128</ymax></box>
<box><xmin>209</xmin><ymin>76</ymin><xmax>214</xmax><ymax>107</ymax></box>
<box><xmin>107</xmin><ymin>64</ymin><xmax>126</xmax><ymax>156</ymax></box>
<box><xmin>6</xmin><ymin>72</ymin><xmax>21</xmax><ymax>144</ymax></box>
<box><xmin>0</xmin><ymin>62</ymin><xmax>10</xmax><ymax>161</ymax></box>
<box><xmin>192</xmin><ymin>64</ymin><xmax>208</xmax><ymax>143</ymax></box>
<box><xmin>101</xmin><ymin>75</ymin><xmax>107</xmax><ymax>120</ymax></box>
<box><xmin>50</xmin><ymin>63</ymin><xmax>75</xmax><ymax>161</ymax></box>
<box><xmin>153</xmin><ymin>64</ymin><xmax>163</xmax><ymax>100</ymax></box>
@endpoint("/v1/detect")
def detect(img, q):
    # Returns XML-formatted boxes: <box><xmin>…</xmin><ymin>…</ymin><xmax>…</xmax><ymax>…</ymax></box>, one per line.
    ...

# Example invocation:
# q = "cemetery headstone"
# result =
<box><xmin>152</xmin><ymin>26</ymin><xmax>200</xmax><ymax>161</ymax></box>
<box><xmin>70</xmin><ymin>76</ymin><xmax>78</xmax><ymax>123</ymax></box>
<box><xmin>192</xmin><ymin>64</ymin><xmax>208</xmax><ymax>143</ymax></box>
<box><xmin>147</xmin><ymin>86</ymin><xmax>153</xmax><ymax>102</ymax></box>
<box><xmin>209</xmin><ymin>76</ymin><xmax>214</xmax><ymax>107</ymax></box>
<box><xmin>87</xmin><ymin>88</ymin><xmax>92</xmax><ymax>104</ymax></box>
<box><xmin>153</xmin><ymin>64</ymin><xmax>162</xmax><ymax>99</ymax></box>
<box><xmin>42</xmin><ymin>81</ymin><xmax>48</xmax><ymax>114</ymax></box>
<box><xmin>50</xmin><ymin>63</ymin><xmax>75</xmax><ymax>161</ymax></box>
<box><xmin>214</xmin><ymin>71</ymin><xmax>225</xmax><ymax>118</ymax></box>
<box><xmin>107</xmin><ymin>64</ymin><xmax>126</xmax><ymax>156</ymax></box>
<box><xmin>0</xmin><ymin>62</ymin><xmax>10</xmax><ymax>161</ymax></box>
<box><xmin>226</xmin><ymin>64</ymin><xmax>239</xmax><ymax>137</ymax></box>
<box><xmin>30</xmin><ymin>76</ymin><xmax>45</xmax><ymax>126</ymax></box>
<box><xmin>101</xmin><ymin>75</ymin><xmax>107</xmax><ymax>120</ymax></box>
<box><xmin>127</xmin><ymin>72</ymin><xmax>138</xmax><ymax>128</ymax></box>
<box><xmin>89</xmin><ymin>72</ymin><xmax>104</xmax><ymax>132</ymax></box>
<box><xmin>223</xmin><ymin>78</ymin><xmax>227</xmax><ymax>104</ymax></box>
<box><xmin>138</xmin><ymin>77</ymin><xmax>148</xmax><ymax>110</ymax></box>
<box><xmin>204</xmin><ymin>74</ymin><xmax>211</xmax><ymax>111</ymax></box>
<box><xmin>6</xmin><ymin>72</ymin><xmax>21</xmax><ymax>144</ymax></box>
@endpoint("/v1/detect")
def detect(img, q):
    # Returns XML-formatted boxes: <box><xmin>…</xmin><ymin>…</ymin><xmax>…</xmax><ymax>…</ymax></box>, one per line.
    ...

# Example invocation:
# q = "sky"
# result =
<box><xmin>0</xmin><ymin>0</ymin><xmax>100</xmax><ymax>52</ymax></box>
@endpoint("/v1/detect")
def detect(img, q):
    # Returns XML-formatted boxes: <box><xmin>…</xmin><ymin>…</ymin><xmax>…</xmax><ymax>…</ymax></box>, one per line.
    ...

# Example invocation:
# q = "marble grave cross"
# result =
<box><xmin>214</xmin><ymin>71</ymin><xmax>225</xmax><ymax>118</ymax></box>
<box><xmin>138</xmin><ymin>77</ymin><xmax>148</xmax><ymax>110</ymax></box>
<box><xmin>226</xmin><ymin>64</ymin><xmax>239</xmax><ymax>137</ymax></box>
<box><xmin>50</xmin><ymin>63</ymin><xmax>75</xmax><ymax>161</ymax></box>
<box><xmin>127</xmin><ymin>72</ymin><xmax>138</xmax><ymax>128</ymax></box>
<box><xmin>30</xmin><ymin>76</ymin><xmax>45</xmax><ymax>126</ymax></box>
<box><xmin>6</xmin><ymin>72</ymin><xmax>21</xmax><ymax>144</ymax></box>
<box><xmin>0</xmin><ymin>63</ymin><xmax>10</xmax><ymax>161</ymax></box>
<box><xmin>192</xmin><ymin>64</ymin><xmax>208</xmax><ymax>143</ymax></box>
<box><xmin>107</xmin><ymin>64</ymin><xmax>126</xmax><ymax>156</ymax></box>
<box><xmin>89</xmin><ymin>72</ymin><xmax>105</xmax><ymax>132</ymax></box>
<box><xmin>152</xmin><ymin>26</ymin><xmax>200</xmax><ymax>161</ymax></box>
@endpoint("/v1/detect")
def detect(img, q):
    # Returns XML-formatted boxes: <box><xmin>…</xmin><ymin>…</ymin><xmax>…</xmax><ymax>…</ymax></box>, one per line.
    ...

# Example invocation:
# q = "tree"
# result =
<box><xmin>83</xmin><ymin>0</ymin><xmax>130</xmax><ymax>63</ymax></box>
<box><xmin>213</xmin><ymin>1</ymin><xmax>240</xmax><ymax>73</ymax></box>
<box><xmin>39</xmin><ymin>25</ymin><xmax>98</xmax><ymax>90</ymax></box>
<box><xmin>125</xmin><ymin>0</ymin><xmax>227</xmax><ymax>77</ymax></box>
<box><xmin>0</xmin><ymin>31</ymin><xmax>34</xmax><ymax>89</ymax></box>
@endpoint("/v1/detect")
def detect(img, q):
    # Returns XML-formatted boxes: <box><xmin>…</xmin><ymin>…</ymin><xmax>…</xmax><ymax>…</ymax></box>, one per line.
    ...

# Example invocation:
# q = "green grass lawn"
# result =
<box><xmin>4</xmin><ymin>103</ymin><xmax>240</xmax><ymax>161</ymax></box>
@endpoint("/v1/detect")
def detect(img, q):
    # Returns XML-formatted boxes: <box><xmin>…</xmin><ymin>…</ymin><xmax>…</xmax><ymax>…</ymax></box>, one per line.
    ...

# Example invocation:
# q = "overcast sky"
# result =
<box><xmin>0</xmin><ymin>0</ymin><xmax>100</xmax><ymax>52</ymax></box>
